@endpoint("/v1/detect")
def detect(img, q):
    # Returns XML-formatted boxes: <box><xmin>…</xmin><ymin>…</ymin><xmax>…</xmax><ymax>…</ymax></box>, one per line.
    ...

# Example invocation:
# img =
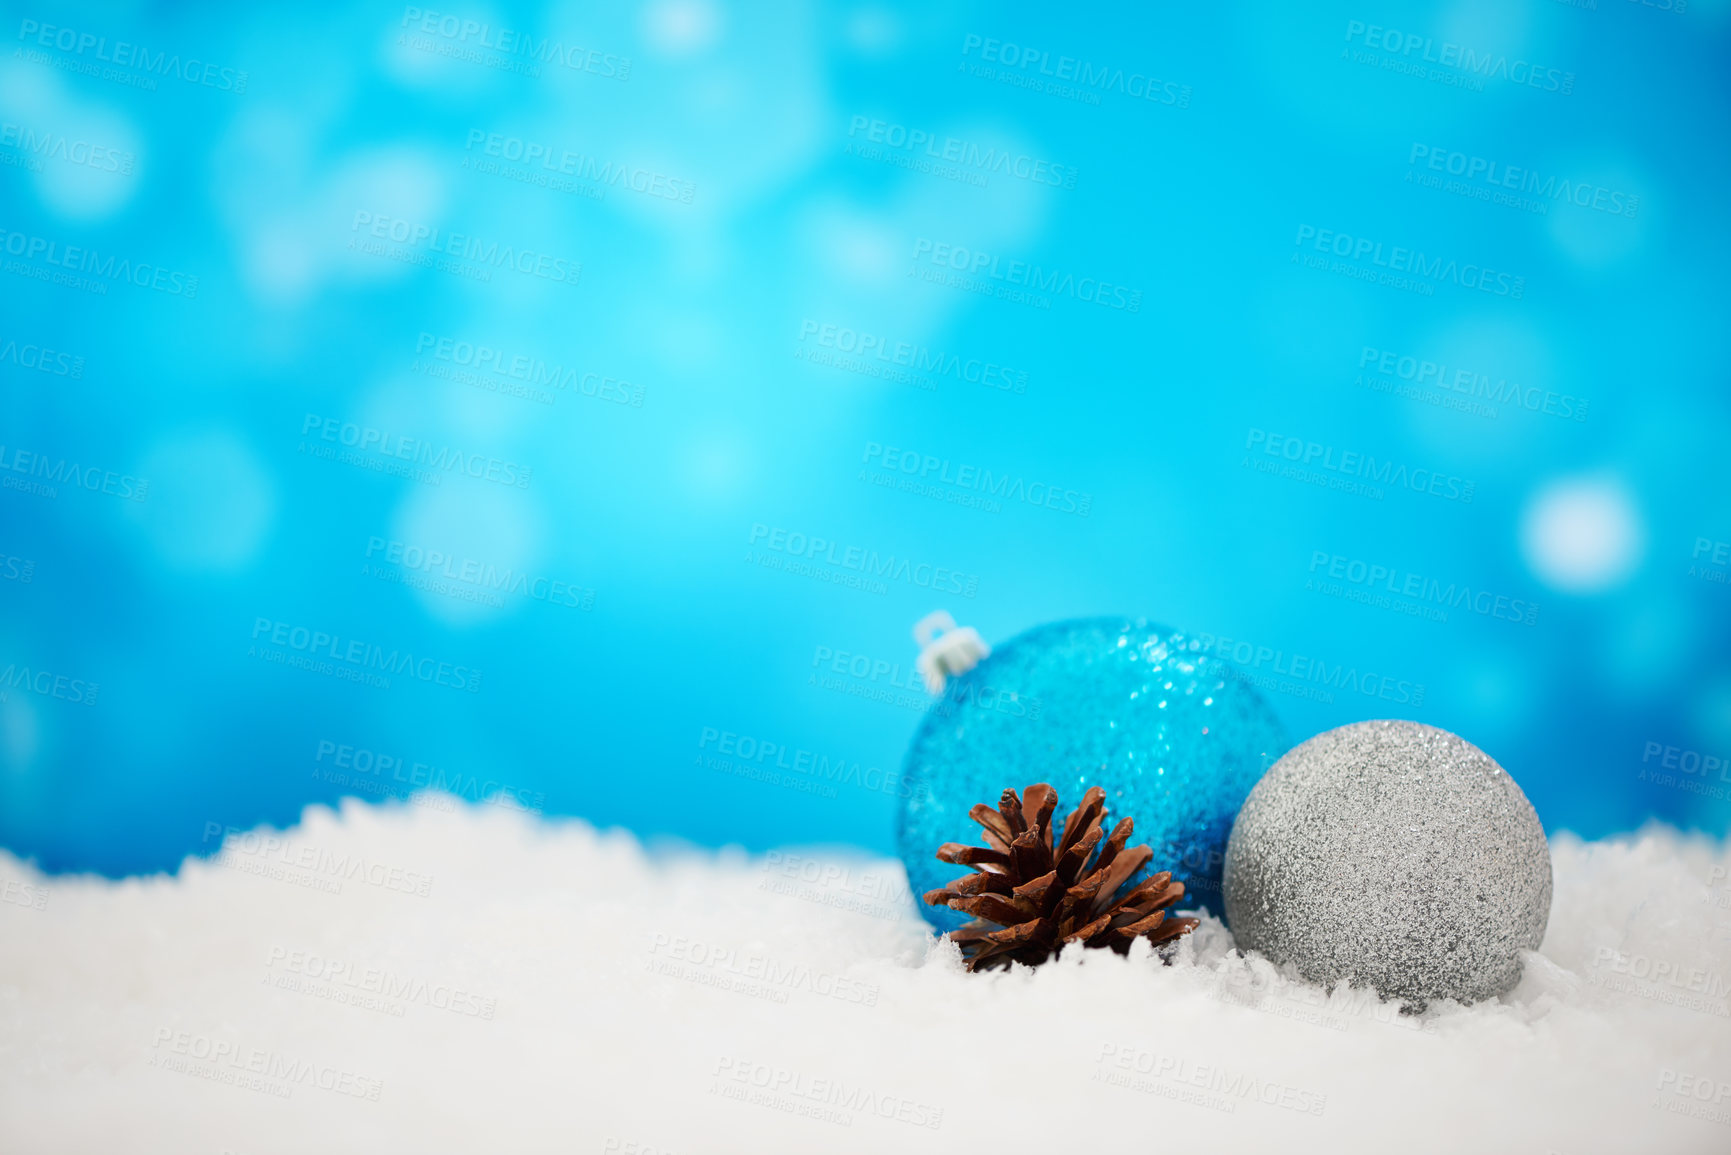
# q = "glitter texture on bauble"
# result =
<box><xmin>897</xmin><ymin>618</ymin><xmax>1289</xmax><ymax>933</ymax></box>
<box><xmin>1223</xmin><ymin>719</ymin><xmax>1552</xmax><ymax>1007</ymax></box>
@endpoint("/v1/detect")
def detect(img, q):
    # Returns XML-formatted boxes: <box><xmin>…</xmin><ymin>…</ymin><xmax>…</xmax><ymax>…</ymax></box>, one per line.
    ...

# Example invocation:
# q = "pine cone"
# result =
<box><xmin>924</xmin><ymin>783</ymin><xmax>1199</xmax><ymax>971</ymax></box>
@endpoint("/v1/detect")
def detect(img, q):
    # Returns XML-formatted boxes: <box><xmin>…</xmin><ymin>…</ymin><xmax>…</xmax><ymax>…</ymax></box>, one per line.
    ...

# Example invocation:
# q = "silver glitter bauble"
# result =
<box><xmin>1223</xmin><ymin>720</ymin><xmax>1551</xmax><ymax>1006</ymax></box>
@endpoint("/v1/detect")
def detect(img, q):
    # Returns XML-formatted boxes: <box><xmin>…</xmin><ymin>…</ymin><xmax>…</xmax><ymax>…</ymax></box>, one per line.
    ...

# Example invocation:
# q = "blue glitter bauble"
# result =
<box><xmin>897</xmin><ymin>618</ymin><xmax>1289</xmax><ymax>932</ymax></box>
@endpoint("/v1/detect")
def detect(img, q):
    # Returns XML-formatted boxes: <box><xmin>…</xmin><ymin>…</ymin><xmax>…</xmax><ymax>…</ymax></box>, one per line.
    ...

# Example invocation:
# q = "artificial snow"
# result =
<box><xmin>2</xmin><ymin>797</ymin><xmax>1728</xmax><ymax>1153</ymax></box>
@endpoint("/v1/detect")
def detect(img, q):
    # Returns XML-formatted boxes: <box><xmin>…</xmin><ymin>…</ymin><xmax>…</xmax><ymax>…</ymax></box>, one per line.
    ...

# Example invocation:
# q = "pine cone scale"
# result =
<box><xmin>1089</xmin><ymin>845</ymin><xmax>1153</xmax><ymax>917</ymax></box>
<box><xmin>1011</xmin><ymin>869</ymin><xmax>1059</xmax><ymax>902</ymax></box>
<box><xmin>1062</xmin><ymin>912</ymin><xmax>1111</xmax><ymax>944</ymax></box>
<box><xmin>1010</xmin><ymin>832</ymin><xmax>1051</xmax><ymax>880</ymax></box>
<box><xmin>1111</xmin><ymin>910</ymin><xmax>1171</xmax><ymax>938</ymax></box>
<box><xmin>937</xmin><ymin>843</ymin><xmax>1011</xmax><ymax>868</ymax></box>
<box><xmin>1024</xmin><ymin>786</ymin><xmax>1058</xmax><ymax>851</ymax></box>
<box><xmin>1146</xmin><ymin>917</ymin><xmax>1200</xmax><ymax>945</ymax></box>
<box><xmin>925</xmin><ymin>782</ymin><xmax>1199</xmax><ymax>971</ymax></box>
<box><xmin>1055</xmin><ymin>787</ymin><xmax>1106</xmax><ymax>859</ymax></box>
<box><xmin>957</xmin><ymin>893</ymin><xmax>1039</xmax><ymax>925</ymax></box>
<box><xmin>1092</xmin><ymin>818</ymin><xmax>1134</xmax><ymax>873</ymax></box>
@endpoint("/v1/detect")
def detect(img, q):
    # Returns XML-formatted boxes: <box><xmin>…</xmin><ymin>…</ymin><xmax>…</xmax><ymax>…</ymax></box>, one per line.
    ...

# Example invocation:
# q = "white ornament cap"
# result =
<box><xmin>912</xmin><ymin>611</ymin><xmax>990</xmax><ymax>695</ymax></box>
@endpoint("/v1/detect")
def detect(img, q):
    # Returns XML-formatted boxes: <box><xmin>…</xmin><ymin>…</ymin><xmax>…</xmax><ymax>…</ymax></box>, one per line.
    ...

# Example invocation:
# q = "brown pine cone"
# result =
<box><xmin>924</xmin><ymin>783</ymin><xmax>1199</xmax><ymax>972</ymax></box>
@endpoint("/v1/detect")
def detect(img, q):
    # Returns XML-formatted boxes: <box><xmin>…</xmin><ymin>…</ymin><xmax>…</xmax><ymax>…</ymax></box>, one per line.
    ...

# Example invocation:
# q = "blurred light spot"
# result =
<box><xmin>0</xmin><ymin>61</ymin><xmax>141</xmax><ymax>221</ymax></box>
<box><xmin>132</xmin><ymin>431</ymin><xmax>277</xmax><ymax>572</ymax></box>
<box><xmin>326</xmin><ymin>148</ymin><xmax>448</xmax><ymax>283</ymax></box>
<box><xmin>644</xmin><ymin>310</ymin><xmax>727</xmax><ymax>375</ymax></box>
<box><xmin>1436</xmin><ymin>0</ymin><xmax>1534</xmax><ymax>52</ymax></box>
<box><xmin>1520</xmin><ymin>476</ymin><xmax>1644</xmax><ymax>593</ymax></box>
<box><xmin>379</xmin><ymin>5</ymin><xmax>506</xmax><ymax>90</ymax></box>
<box><xmin>30</xmin><ymin>115</ymin><xmax>141</xmax><ymax>221</ymax></box>
<box><xmin>1530</xmin><ymin>148</ymin><xmax>1653</xmax><ymax>270</ymax></box>
<box><xmin>683</xmin><ymin>432</ymin><xmax>748</xmax><ymax>503</ymax></box>
<box><xmin>1600</xmin><ymin>598</ymin><xmax>1689</xmax><ymax>696</ymax></box>
<box><xmin>1403</xmin><ymin>316</ymin><xmax>1555</xmax><ymax>459</ymax></box>
<box><xmin>234</xmin><ymin>146</ymin><xmax>445</xmax><ymax>303</ymax></box>
<box><xmin>643</xmin><ymin>0</ymin><xmax>721</xmax><ymax>57</ymax></box>
<box><xmin>1547</xmin><ymin>187</ymin><xmax>1649</xmax><ymax>268</ymax></box>
<box><xmin>390</xmin><ymin>485</ymin><xmax>542</xmax><ymax>626</ymax></box>
<box><xmin>214</xmin><ymin>104</ymin><xmax>316</xmax><ymax>220</ymax></box>
<box><xmin>845</xmin><ymin>7</ymin><xmax>902</xmax><ymax>55</ymax></box>
<box><xmin>0</xmin><ymin>696</ymin><xmax>41</xmax><ymax>775</ymax></box>
<box><xmin>245</xmin><ymin>221</ymin><xmax>320</xmax><ymax>303</ymax></box>
<box><xmin>1690</xmin><ymin>675</ymin><xmax>1731</xmax><ymax>752</ymax></box>
<box><xmin>1453</xmin><ymin>652</ymin><xmax>1534</xmax><ymax>739</ymax></box>
<box><xmin>802</xmin><ymin>203</ymin><xmax>904</xmax><ymax>288</ymax></box>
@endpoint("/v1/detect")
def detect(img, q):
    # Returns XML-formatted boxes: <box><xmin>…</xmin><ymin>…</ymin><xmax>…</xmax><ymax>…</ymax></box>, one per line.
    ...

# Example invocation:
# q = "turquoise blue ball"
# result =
<box><xmin>897</xmin><ymin>618</ymin><xmax>1289</xmax><ymax>932</ymax></box>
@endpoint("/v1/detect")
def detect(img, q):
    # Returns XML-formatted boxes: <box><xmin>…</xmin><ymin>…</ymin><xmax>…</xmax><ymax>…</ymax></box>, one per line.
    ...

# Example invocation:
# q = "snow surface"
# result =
<box><xmin>2</xmin><ymin>797</ymin><xmax>1729</xmax><ymax>1153</ymax></box>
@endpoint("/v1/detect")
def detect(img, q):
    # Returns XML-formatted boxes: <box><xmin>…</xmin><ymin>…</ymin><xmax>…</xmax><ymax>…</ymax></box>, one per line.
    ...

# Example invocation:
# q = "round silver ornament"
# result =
<box><xmin>1223</xmin><ymin>720</ymin><xmax>1551</xmax><ymax>1006</ymax></box>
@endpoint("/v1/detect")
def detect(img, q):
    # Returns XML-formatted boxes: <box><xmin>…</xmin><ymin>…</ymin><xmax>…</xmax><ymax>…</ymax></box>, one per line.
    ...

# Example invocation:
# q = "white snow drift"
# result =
<box><xmin>2</xmin><ymin>798</ymin><xmax>1729</xmax><ymax>1153</ymax></box>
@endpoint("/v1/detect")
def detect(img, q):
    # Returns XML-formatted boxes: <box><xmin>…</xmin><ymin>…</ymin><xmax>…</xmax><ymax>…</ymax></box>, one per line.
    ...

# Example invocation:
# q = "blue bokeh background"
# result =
<box><xmin>2</xmin><ymin>1</ymin><xmax>1728</xmax><ymax>877</ymax></box>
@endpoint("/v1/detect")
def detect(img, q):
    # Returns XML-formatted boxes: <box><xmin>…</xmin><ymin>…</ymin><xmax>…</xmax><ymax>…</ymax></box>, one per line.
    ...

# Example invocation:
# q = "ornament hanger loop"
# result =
<box><xmin>912</xmin><ymin>611</ymin><xmax>990</xmax><ymax>694</ymax></box>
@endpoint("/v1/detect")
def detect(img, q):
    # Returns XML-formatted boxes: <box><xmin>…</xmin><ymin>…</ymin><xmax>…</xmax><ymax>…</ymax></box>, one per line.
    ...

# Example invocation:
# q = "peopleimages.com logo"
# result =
<box><xmin>845</xmin><ymin>115</ymin><xmax>1078</xmax><ymax>188</ymax></box>
<box><xmin>910</xmin><ymin>238</ymin><xmax>1142</xmax><ymax>312</ymax></box>
<box><xmin>1</xmin><ymin>120</ymin><xmax>133</xmax><ymax>174</ymax></box>
<box><xmin>0</xmin><ymin>661</ymin><xmax>99</xmax><ymax>707</ymax></box>
<box><xmin>397</xmin><ymin>7</ymin><xmax>630</xmax><ymax>80</ymax></box>
<box><xmin>1307</xmin><ymin>551</ymin><xmax>1538</xmax><ymax>627</ymax></box>
<box><xmin>413</xmin><ymin>332</ymin><xmax>645</xmax><ymax>407</ymax></box>
<box><xmin>299</xmin><ymin>414</ymin><xmax>532</xmax><ymax>489</ymax></box>
<box><xmin>697</xmin><ymin>726</ymin><xmax>916</xmax><ymax>800</ymax></box>
<box><xmin>1357</xmin><ymin>346</ymin><xmax>1588</xmax><ymax>422</ymax></box>
<box><xmin>1189</xmin><ymin>631</ymin><xmax>1425</xmax><ymax>707</ymax></box>
<box><xmin>149</xmin><ymin>1028</ymin><xmax>382</xmax><ymax>1101</ymax></box>
<box><xmin>1407</xmin><ymin>144</ymin><xmax>1638</xmax><ymax>218</ymax></box>
<box><xmin>746</xmin><ymin>524</ymin><xmax>979</xmax><ymax>597</ymax></box>
<box><xmin>0</xmin><ymin>225</ymin><xmax>199</xmax><ymax>297</ymax></box>
<box><xmin>349</xmin><ymin>211</ymin><xmax>580</xmax><ymax>287</ymax></box>
<box><xmin>362</xmin><ymin>536</ymin><xmax>595</xmax><ymax>611</ymax></box>
<box><xmin>958</xmin><ymin>34</ymin><xmax>1192</xmax><ymax>108</ymax></box>
<box><xmin>795</xmin><ymin>320</ymin><xmax>1028</xmax><ymax>395</ymax></box>
<box><xmin>861</xmin><ymin>441</ymin><xmax>1091</xmax><ymax>516</ymax></box>
<box><xmin>1294</xmin><ymin>225</ymin><xmax>1524</xmax><ymax>299</ymax></box>
<box><xmin>249</xmin><ymin>618</ymin><xmax>482</xmax><ymax>693</ymax></box>
<box><xmin>0</xmin><ymin>444</ymin><xmax>147</xmax><ymax>502</ymax></box>
<box><xmin>1342</xmin><ymin>20</ymin><xmax>1574</xmax><ymax>95</ymax></box>
<box><xmin>462</xmin><ymin>130</ymin><xmax>693</xmax><ymax>202</ymax></box>
<box><xmin>1244</xmin><ymin>429</ymin><xmax>1474</xmax><ymax>504</ymax></box>
<box><xmin>0</xmin><ymin>334</ymin><xmax>84</xmax><ymax>377</ymax></box>
<box><xmin>14</xmin><ymin>19</ymin><xmax>250</xmax><ymax>92</ymax></box>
